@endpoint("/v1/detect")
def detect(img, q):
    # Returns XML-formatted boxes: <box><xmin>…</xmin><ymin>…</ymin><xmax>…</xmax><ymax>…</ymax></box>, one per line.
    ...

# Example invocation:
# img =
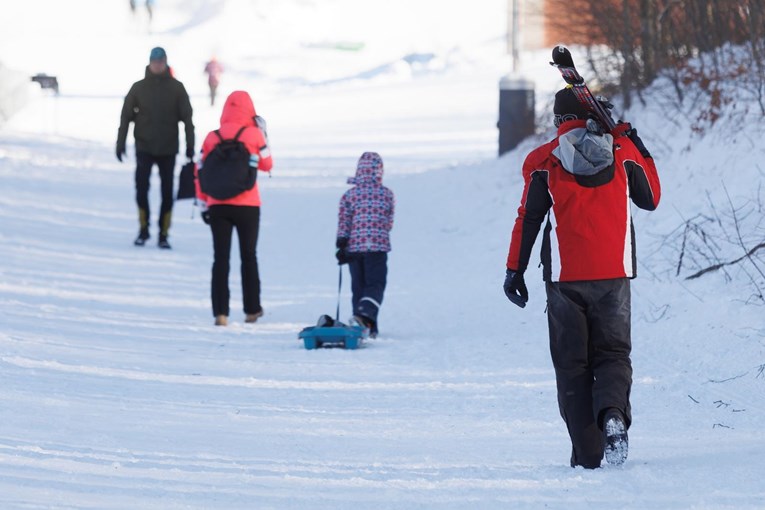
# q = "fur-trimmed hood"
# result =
<box><xmin>552</xmin><ymin>122</ymin><xmax>614</xmax><ymax>176</ymax></box>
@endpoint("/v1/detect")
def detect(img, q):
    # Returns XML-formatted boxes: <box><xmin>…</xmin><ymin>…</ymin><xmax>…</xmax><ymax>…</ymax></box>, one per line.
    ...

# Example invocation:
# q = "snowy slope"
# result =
<box><xmin>1</xmin><ymin>1</ymin><xmax>764</xmax><ymax>509</ymax></box>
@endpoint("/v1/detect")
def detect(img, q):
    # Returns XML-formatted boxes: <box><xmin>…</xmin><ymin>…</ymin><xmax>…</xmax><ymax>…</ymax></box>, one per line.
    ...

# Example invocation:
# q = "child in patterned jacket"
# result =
<box><xmin>336</xmin><ymin>152</ymin><xmax>395</xmax><ymax>338</ymax></box>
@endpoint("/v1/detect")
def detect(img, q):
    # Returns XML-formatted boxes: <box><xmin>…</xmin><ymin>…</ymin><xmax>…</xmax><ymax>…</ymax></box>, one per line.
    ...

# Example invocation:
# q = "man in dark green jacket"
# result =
<box><xmin>116</xmin><ymin>46</ymin><xmax>195</xmax><ymax>249</ymax></box>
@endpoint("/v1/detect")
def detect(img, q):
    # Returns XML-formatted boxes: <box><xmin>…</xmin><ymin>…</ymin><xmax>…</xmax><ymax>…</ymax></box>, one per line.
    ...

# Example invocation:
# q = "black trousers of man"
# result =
<box><xmin>545</xmin><ymin>278</ymin><xmax>633</xmax><ymax>469</ymax></box>
<box><xmin>348</xmin><ymin>252</ymin><xmax>387</xmax><ymax>335</ymax></box>
<box><xmin>135</xmin><ymin>151</ymin><xmax>175</xmax><ymax>236</ymax></box>
<box><xmin>208</xmin><ymin>205</ymin><xmax>261</xmax><ymax>317</ymax></box>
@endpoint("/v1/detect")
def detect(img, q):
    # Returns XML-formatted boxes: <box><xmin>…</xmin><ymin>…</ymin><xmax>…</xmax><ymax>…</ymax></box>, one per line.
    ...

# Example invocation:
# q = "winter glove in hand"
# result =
<box><xmin>595</xmin><ymin>95</ymin><xmax>614</xmax><ymax>112</ymax></box>
<box><xmin>504</xmin><ymin>268</ymin><xmax>528</xmax><ymax>308</ymax></box>
<box><xmin>335</xmin><ymin>237</ymin><xmax>349</xmax><ymax>265</ymax></box>
<box><xmin>594</xmin><ymin>95</ymin><xmax>615</xmax><ymax>125</ymax></box>
<box><xmin>626</xmin><ymin>126</ymin><xmax>652</xmax><ymax>159</ymax></box>
<box><xmin>116</xmin><ymin>143</ymin><xmax>126</xmax><ymax>162</ymax></box>
<box><xmin>199</xmin><ymin>202</ymin><xmax>211</xmax><ymax>224</ymax></box>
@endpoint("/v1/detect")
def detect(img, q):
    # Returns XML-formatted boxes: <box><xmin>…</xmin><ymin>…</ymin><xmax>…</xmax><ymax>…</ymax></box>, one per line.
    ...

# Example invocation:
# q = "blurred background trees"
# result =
<box><xmin>544</xmin><ymin>0</ymin><xmax>764</xmax><ymax>113</ymax></box>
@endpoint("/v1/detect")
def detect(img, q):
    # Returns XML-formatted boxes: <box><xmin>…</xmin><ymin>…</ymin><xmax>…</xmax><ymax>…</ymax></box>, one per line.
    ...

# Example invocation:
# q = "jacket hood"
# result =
<box><xmin>220</xmin><ymin>90</ymin><xmax>257</xmax><ymax>127</ymax></box>
<box><xmin>348</xmin><ymin>151</ymin><xmax>384</xmax><ymax>185</ymax></box>
<box><xmin>552</xmin><ymin>122</ymin><xmax>614</xmax><ymax>176</ymax></box>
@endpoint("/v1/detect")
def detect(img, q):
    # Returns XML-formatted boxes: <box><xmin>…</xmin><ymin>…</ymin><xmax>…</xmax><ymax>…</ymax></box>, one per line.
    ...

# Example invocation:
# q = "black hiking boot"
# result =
<box><xmin>134</xmin><ymin>229</ymin><xmax>150</xmax><ymax>246</ymax></box>
<box><xmin>158</xmin><ymin>234</ymin><xmax>171</xmax><ymax>250</ymax></box>
<box><xmin>603</xmin><ymin>408</ymin><xmax>629</xmax><ymax>466</ymax></box>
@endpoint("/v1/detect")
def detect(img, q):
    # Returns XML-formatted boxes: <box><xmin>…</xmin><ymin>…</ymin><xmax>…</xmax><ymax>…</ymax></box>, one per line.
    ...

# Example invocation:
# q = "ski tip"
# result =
<box><xmin>550</xmin><ymin>45</ymin><xmax>574</xmax><ymax>68</ymax></box>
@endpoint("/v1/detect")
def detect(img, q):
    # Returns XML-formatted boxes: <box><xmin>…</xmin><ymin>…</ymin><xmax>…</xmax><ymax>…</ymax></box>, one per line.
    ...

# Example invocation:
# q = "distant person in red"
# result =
<box><xmin>204</xmin><ymin>57</ymin><xmax>224</xmax><ymax>106</ymax></box>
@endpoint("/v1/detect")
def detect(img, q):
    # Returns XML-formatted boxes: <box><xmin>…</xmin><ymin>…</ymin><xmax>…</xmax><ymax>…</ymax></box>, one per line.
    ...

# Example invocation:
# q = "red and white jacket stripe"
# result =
<box><xmin>506</xmin><ymin>120</ymin><xmax>661</xmax><ymax>282</ymax></box>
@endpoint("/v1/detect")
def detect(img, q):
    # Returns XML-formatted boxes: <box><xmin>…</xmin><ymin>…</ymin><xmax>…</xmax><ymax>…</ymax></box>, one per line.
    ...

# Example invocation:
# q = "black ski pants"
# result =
<box><xmin>208</xmin><ymin>205</ymin><xmax>261</xmax><ymax>317</ymax></box>
<box><xmin>348</xmin><ymin>252</ymin><xmax>388</xmax><ymax>334</ymax></box>
<box><xmin>545</xmin><ymin>278</ymin><xmax>632</xmax><ymax>469</ymax></box>
<box><xmin>135</xmin><ymin>151</ymin><xmax>175</xmax><ymax>235</ymax></box>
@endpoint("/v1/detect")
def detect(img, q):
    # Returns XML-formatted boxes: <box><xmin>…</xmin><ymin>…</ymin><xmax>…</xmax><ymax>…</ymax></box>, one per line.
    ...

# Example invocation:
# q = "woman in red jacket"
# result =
<box><xmin>195</xmin><ymin>90</ymin><xmax>272</xmax><ymax>326</ymax></box>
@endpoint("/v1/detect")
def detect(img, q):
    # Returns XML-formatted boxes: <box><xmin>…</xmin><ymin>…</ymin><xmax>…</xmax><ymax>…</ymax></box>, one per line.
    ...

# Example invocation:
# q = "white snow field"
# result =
<box><xmin>1</xmin><ymin>0</ymin><xmax>764</xmax><ymax>508</ymax></box>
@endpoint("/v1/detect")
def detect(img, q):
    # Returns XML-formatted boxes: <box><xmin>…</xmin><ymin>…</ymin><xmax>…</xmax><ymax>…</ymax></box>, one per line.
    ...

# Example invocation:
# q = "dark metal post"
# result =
<box><xmin>498</xmin><ymin>76</ymin><xmax>534</xmax><ymax>156</ymax></box>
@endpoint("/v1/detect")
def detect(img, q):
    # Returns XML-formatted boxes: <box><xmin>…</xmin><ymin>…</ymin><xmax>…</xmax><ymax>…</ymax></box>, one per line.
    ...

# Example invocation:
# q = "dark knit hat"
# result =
<box><xmin>553</xmin><ymin>87</ymin><xmax>589</xmax><ymax>127</ymax></box>
<box><xmin>149</xmin><ymin>47</ymin><xmax>167</xmax><ymax>62</ymax></box>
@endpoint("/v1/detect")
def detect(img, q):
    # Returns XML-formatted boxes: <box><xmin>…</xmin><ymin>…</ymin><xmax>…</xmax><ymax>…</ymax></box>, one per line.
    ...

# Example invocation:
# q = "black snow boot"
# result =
<box><xmin>603</xmin><ymin>408</ymin><xmax>629</xmax><ymax>466</ymax></box>
<box><xmin>158</xmin><ymin>234</ymin><xmax>171</xmax><ymax>250</ymax></box>
<box><xmin>134</xmin><ymin>229</ymin><xmax>150</xmax><ymax>246</ymax></box>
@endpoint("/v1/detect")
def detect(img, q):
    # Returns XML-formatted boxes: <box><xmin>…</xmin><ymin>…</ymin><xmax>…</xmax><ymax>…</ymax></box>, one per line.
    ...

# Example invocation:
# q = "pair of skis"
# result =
<box><xmin>550</xmin><ymin>45</ymin><xmax>630</xmax><ymax>137</ymax></box>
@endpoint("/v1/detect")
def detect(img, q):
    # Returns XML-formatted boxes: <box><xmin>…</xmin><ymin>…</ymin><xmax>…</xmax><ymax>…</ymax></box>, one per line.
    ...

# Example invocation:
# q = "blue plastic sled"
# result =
<box><xmin>301</xmin><ymin>268</ymin><xmax>368</xmax><ymax>349</ymax></box>
<box><xmin>299</xmin><ymin>316</ymin><xmax>367</xmax><ymax>350</ymax></box>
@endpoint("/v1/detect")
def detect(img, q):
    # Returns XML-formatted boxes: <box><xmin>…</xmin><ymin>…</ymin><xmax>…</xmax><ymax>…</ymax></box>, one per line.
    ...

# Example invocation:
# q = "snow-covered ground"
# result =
<box><xmin>1</xmin><ymin>0</ymin><xmax>764</xmax><ymax>508</ymax></box>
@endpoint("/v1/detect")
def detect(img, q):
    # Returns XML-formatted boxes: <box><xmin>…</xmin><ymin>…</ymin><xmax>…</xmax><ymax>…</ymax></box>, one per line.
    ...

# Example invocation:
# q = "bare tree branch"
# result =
<box><xmin>685</xmin><ymin>242</ymin><xmax>765</xmax><ymax>280</ymax></box>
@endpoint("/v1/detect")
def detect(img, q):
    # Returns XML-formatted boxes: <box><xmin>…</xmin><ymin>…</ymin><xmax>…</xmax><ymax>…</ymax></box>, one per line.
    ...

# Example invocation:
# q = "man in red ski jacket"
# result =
<box><xmin>504</xmin><ymin>87</ymin><xmax>661</xmax><ymax>469</ymax></box>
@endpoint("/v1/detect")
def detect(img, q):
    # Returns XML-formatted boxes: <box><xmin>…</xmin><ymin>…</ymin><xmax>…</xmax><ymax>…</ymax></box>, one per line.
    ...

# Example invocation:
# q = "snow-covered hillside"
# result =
<box><xmin>1</xmin><ymin>1</ymin><xmax>763</xmax><ymax>509</ymax></box>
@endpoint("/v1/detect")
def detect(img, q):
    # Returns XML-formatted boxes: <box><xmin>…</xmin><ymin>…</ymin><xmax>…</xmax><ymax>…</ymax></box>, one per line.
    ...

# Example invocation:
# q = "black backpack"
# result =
<box><xmin>198</xmin><ymin>126</ymin><xmax>256</xmax><ymax>200</ymax></box>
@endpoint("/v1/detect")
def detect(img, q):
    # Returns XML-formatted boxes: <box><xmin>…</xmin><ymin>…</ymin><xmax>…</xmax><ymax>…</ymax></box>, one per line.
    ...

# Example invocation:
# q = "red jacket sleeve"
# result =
<box><xmin>244</xmin><ymin>126</ymin><xmax>273</xmax><ymax>172</ymax></box>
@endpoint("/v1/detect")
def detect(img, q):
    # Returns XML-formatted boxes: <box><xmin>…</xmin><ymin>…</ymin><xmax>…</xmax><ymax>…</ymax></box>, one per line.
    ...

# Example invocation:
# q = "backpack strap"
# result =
<box><xmin>211</xmin><ymin>126</ymin><xmax>247</xmax><ymax>146</ymax></box>
<box><xmin>232</xmin><ymin>126</ymin><xmax>247</xmax><ymax>142</ymax></box>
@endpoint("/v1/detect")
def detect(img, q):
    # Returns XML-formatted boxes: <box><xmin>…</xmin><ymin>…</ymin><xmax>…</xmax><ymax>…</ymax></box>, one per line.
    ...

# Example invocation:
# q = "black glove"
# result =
<box><xmin>595</xmin><ymin>95</ymin><xmax>615</xmax><ymax>124</ymax></box>
<box><xmin>504</xmin><ymin>269</ymin><xmax>528</xmax><ymax>308</ymax></box>
<box><xmin>595</xmin><ymin>95</ymin><xmax>614</xmax><ymax>111</ymax></box>
<box><xmin>201</xmin><ymin>210</ymin><xmax>211</xmax><ymax>225</ymax></box>
<box><xmin>336</xmin><ymin>249</ymin><xmax>350</xmax><ymax>265</ymax></box>
<box><xmin>186</xmin><ymin>146</ymin><xmax>195</xmax><ymax>160</ymax></box>
<box><xmin>335</xmin><ymin>237</ymin><xmax>349</xmax><ymax>265</ymax></box>
<box><xmin>626</xmin><ymin>126</ymin><xmax>652</xmax><ymax>159</ymax></box>
<box><xmin>116</xmin><ymin>143</ymin><xmax>126</xmax><ymax>162</ymax></box>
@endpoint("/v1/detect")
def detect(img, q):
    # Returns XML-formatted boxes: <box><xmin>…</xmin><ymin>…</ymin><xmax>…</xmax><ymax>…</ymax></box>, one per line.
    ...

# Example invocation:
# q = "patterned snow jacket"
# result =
<box><xmin>506</xmin><ymin>119</ymin><xmax>661</xmax><ymax>282</ymax></box>
<box><xmin>337</xmin><ymin>152</ymin><xmax>395</xmax><ymax>253</ymax></box>
<box><xmin>195</xmin><ymin>90</ymin><xmax>272</xmax><ymax>207</ymax></box>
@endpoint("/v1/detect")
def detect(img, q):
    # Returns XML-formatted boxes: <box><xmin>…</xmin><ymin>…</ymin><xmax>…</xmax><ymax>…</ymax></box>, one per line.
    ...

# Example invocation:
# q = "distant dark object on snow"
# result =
<box><xmin>31</xmin><ymin>73</ymin><xmax>59</xmax><ymax>95</ymax></box>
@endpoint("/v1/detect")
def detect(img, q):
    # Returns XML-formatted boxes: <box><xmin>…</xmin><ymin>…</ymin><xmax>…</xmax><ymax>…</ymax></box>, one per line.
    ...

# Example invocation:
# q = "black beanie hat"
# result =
<box><xmin>553</xmin><ymin>87</ymin><xmax>589</xmax><ymax>127</ymax></box>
